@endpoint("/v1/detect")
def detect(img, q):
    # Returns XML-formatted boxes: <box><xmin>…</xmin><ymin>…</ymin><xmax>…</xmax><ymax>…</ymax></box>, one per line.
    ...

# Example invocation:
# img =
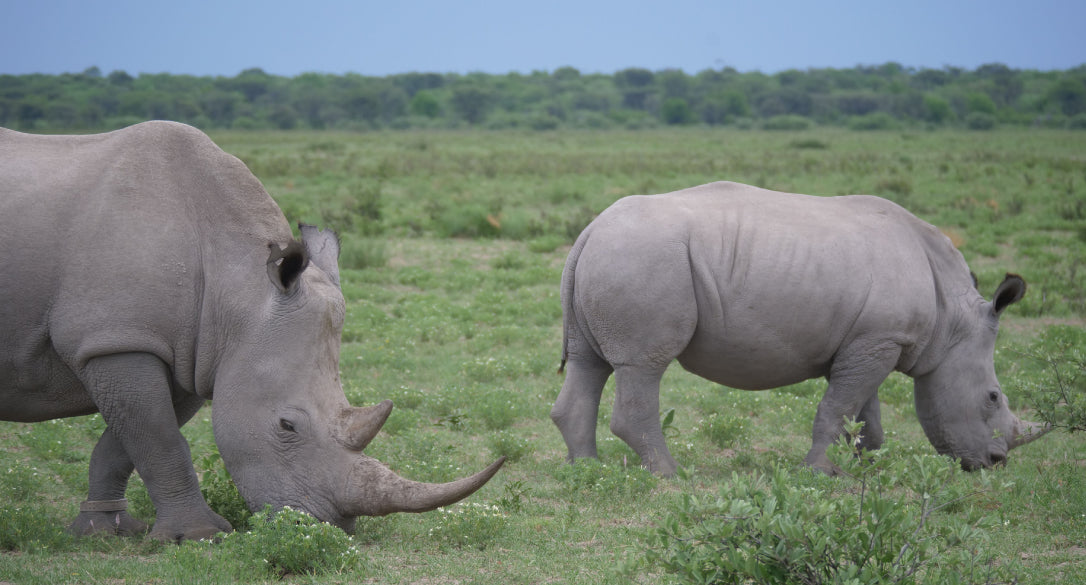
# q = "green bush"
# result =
<box><xmin>965</xmin><ymin>112</ymin><xmax>997</xmax><ymax>130</ymax></box>
<box><xmin>231</xmin><ymin>505</ymin><xmax>363</xmax><ymax>577</ymax></box>
<box><xmin>339</xmin><ymin>237</ymin><xmax>388</xmax><ymax>270</ymax></box>
<box><xmin>487</xmin><ymin>429</ymin><xmax>532</xmax><ymax>462</ymax></box>
<box><xmin>1015</xmin><ymin>325</ymin><xmax>1086</xmax><ymax>433</ymax></box>
<box><xmin>196</xmin><ymin>451</ymin><xmax>251</xmax><ymax>531</ymax></box>
<box><xmin>923</xmin><ymin>94</ymin><xmax>954</xmax><ymax>124</ymax></box>
<box><xmin>762</xmin><ymin>115</ymin><xmax>812</xmax><ymax>131</ymax></box>
<box><xmin>849</xmin><ymin>112</ymin><xmax>901</xmax><ymax>131</ymax></box>
<box><xmin>642</xmin><ymin>421</ymin><xmax>1012</xmax><ymax>584</ymax></box>
<box><xmin>662</xmin><ymin>98</ymin><xmax>696</xmax><ymax>125</ymax></box>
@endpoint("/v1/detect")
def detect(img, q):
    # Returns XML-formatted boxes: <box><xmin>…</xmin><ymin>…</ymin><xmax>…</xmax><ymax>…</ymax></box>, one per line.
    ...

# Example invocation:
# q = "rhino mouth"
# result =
<box><xmin>958</xmin><ymin>451</ymin><xmax>1006</xmax><ymax>472</ymax></box>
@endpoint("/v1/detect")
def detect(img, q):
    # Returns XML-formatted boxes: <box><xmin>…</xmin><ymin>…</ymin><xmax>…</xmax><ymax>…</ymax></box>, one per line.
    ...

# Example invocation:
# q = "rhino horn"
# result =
<box><xmin>1007</xmin><ymin>418</ymin><xmax>1052</xmax><ymax>450</ymax></box>
<box><xmin>336</xmin><ymin>400</ymin><xmax>394</xmax><ymax>451</ymax></box>
<box><xmin>344</xmin><ymin>456</ymin><xmax>506</xmax><ymax>517</ymax></box>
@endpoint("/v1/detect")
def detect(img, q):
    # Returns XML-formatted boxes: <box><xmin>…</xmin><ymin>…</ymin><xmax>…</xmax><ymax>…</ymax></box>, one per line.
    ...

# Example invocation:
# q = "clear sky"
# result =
<box><xmin>1</xmin><ymin>0</ymin><xmax>1083</xmax><ymax>77</ymax></box>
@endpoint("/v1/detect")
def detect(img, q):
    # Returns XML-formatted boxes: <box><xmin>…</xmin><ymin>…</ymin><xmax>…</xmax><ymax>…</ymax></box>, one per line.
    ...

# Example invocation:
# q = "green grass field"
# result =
<box><xmin>2</xmin><ymin>128</ymin><xmax>1084</xmax><ymax>584</ymax></box>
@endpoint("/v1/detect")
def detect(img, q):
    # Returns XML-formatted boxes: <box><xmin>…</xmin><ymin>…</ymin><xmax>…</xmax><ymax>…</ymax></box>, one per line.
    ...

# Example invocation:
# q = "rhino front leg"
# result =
<box><xmin>611</xmin><ymin>364</ymin><xmax>677</xmax><ymax>477</ymax></box>
<box><xmin>854</xmin><ymin>392</ymin><xmax>885</xmax><ymax>452</ymax></box>
<box><xmin>551</xmin><ymin>356</ymin><xmax>613</xmax><ymax>462</ymax></box>
<box><xmin>804</xmin><ymin>342</ymin><xmax>900</xmax><ymax>474</ymax></box>
<box><xmin>78</xmin><ymin>352</ymin><xmax>230</xmax><ymax>541</ymax></box>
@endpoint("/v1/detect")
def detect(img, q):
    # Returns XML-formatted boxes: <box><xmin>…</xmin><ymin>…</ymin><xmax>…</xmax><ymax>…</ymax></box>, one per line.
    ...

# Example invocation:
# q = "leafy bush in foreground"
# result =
<box><xmin>234</xmin><ymin>506</ymin><xmax>361</xmax><ymax>577</ymax></box>
<box><xmin>1016</xmin><ymin>325</ymin><xmax>1086</xmax><ymax>433</ymax></box>
<box><xmin>641</xmin><ymin>421</ymin><xmax>1013</xmax><ymax>584</ymax></box>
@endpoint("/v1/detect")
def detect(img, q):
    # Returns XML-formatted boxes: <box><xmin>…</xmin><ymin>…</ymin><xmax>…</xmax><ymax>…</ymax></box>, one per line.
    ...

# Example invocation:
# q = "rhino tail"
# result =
<box><xmin>558</xmin><ymin>222</ymin><xmax>595</xmax><ymax>375</ymax></box>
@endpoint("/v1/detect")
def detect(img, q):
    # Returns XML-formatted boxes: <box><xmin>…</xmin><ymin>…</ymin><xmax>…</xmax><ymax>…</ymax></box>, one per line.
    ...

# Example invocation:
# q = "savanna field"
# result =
<box><xmin>1</xmin><ymin>127</ymin><xmax>1085</xmax><ymax>584</ymax></box>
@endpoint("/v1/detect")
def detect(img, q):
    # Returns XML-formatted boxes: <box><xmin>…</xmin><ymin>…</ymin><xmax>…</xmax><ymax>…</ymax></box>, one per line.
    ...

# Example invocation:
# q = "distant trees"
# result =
<box><xmin>1</xmin><ymin>62</ymin><xmax>1084</xmax><ymax>131</ymax></box>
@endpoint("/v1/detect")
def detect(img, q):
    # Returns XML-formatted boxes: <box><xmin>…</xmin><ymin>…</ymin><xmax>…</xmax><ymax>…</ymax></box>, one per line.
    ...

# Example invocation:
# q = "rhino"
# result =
<box><xmin>0</xmin><ymin>121</ymin><xmax>503</xmax><ymax>540</ymax></box>
<box><xmin>552</xmin><ymin>181</ymin><xmax>1049</xmax><ymax>476</ymax></box>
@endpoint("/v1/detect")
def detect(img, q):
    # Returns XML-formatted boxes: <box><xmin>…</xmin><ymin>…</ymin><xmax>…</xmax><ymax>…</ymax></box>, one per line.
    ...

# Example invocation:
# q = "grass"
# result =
<box><xmin>2</xmin><ymin>127</ymin><xmax>1085</xmax><ymax>584</ymax></box>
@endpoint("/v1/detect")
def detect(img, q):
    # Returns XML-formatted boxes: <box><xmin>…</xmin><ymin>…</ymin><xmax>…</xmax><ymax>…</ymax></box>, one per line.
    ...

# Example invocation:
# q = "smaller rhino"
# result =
<box><xmin>552</xmin><ymin>181</ymin><xmax>1048</xmax><ymax>476</ymax></box>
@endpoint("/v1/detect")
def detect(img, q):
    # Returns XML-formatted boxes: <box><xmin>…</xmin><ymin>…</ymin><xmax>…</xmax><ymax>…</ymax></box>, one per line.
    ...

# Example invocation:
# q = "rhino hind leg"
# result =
<box><xmin>77</xmin><ymin>353</ymin><xmax>231</xmax><ymax>541</ymax></box>
<box><xmin>611</xmin><ymin>364</ymin><xmax>677</xmax><ymax>477</ymax></box>
<box><xmin>551</xmin><ymin>356</ymin><xmax>613</xmax><ymax>462</ymax></box>
<box><xmin>70</xmin><ymin>390</ymin><xmax>212</xmax><ymax>537</ymax></box>
<box><xmin>69</xmin><ymin>429</ymin><xmax>148</xmax><ymax>537</ymax></box>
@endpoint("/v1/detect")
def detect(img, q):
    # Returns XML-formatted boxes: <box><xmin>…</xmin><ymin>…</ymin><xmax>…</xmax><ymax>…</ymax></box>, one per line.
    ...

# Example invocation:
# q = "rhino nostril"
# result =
<box><xmin>989</xmin><ymin>452</ymin><xmax>1007</xmax><ymax>467</ymax></box>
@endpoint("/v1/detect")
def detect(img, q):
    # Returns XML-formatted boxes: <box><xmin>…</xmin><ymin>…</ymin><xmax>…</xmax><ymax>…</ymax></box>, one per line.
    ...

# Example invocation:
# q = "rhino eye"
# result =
<box><xmin>279</xmin><ymin>418</ymin><xmax>297</xmax><ymax>433</ymax></box>
<box><xmin>987</xmin><ymin>391</ymin><xmax>1000</xmax><ymax>404</ymax></box>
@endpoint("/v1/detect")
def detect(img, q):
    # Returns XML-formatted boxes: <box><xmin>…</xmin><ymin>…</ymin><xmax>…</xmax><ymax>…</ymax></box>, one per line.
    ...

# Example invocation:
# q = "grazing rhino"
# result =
<box><xmin>552</xmin><ymin>181</ymin><xmax>1048</xmax><ymax>476</ymax></box>
<box><xmin>0</xmin><ymin>121</ymin><xmax>503</xmax><ymax>540</ymax></box>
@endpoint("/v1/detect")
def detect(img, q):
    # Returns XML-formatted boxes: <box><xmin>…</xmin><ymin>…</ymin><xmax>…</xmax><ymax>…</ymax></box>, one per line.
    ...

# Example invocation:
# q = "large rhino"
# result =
<box><xmin>0</xmin><ymin>121</ymin><xmax>503</xmax><ymax>540</ymax></box>
<box><xmin>552</xmin><ymin>181</ymin><xmax>1048</xmax><ymax>476</ymax></box>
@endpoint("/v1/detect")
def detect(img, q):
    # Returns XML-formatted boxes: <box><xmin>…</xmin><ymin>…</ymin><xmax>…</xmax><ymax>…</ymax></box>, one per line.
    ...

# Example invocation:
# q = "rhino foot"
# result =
<box><xmin>803</xmin><ymin>451</ymin><xmax>845</xmax><ymax>476</ymax></box>
<box><xmin>69</xmin><ymin>510</ymin><xmax>150</xmax><ymax>537</ymax></box>
<box><xmin>148</xmin><ymin>508</ymin><xmax>233</xmax><ymax>542</ymax></box>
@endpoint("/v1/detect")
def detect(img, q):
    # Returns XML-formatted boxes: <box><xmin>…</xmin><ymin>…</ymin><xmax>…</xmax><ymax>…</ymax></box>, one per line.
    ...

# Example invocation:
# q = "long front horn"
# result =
<box><xmin>344</xmin><ymin>456</ymin><xmax>506</xmax><ymax>517</ymax></box>
<box><xmin>336</xmin><ymin>400</ymin><xmax>394</xmax><ymax>451</ymax></box>
<box><xmin>1007</xmin><ymin>418</ymin><xmax>1052</xmax><ymax>450</ymax></box>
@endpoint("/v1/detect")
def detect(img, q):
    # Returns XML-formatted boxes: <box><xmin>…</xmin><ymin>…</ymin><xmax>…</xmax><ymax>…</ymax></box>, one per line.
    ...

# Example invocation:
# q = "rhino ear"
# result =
<box><xmin>992</xmin><ymin>273</ymin><xmax>1026</xmax><ymax>316</ymax></box>
<box><xmin>267</xmin><ymin>240</ymin><xmax>309</xmax><ymax>293</ymax></box>
<box><xmin>299</xmin><ymin>224</ymin><xmax>341</xmax><ymax>288</ymax></box>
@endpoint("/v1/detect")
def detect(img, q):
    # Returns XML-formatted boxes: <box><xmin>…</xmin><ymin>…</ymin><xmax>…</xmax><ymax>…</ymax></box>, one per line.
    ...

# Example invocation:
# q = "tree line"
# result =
<box><xmin>2</xmin><ymin>62</ymin><xmax>1085</xmax><ymax>132</ymax></box>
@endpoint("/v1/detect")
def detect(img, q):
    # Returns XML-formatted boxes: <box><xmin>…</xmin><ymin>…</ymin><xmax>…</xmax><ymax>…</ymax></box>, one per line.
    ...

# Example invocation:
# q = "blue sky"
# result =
<box><xmin>1</xmin><ymin>0</ymin><xmax>1083</xmax><ymax>77</ymax></box>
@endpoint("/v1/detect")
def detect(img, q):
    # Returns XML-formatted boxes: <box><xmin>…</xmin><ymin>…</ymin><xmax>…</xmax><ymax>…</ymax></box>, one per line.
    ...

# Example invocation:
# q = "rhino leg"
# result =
<box><xmin>854</xmin><ymin>392</ymin><xmax>885</xmax><ymax>451</ymax></box>
<box><xmin>551</xmin><ymin>356</ymin><xmax>613</xmax><ymax>462</ymax></box>
<box><xmin>70</xmin><ymin>392</ymin><xmax>208</xmax><ymax>537</ymax></box>
<box><xmin>805</xmin><ymin>341</ymin><xmax>900</xmax><ymax>474</ymax></box>
<box><xmin>69</xmin><ymin>430</ymin><xmax>146</xmax><ymax>537</ymax></box>
<box><xmin>78</xmin><ymin>353</ymin><xmax>231</xmax><ymax>541</ymax></box>
<box><xmin>611</xmin><ymin>365</ymin><xmax>677</xmax><ymax>477</ymax></box>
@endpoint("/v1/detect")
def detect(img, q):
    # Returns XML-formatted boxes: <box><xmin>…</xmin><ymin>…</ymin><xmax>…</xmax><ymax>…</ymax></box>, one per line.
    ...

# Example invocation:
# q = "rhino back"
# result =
<box><xmin>0</xmin><ymin>122</ymin><xmax>291</xmax><ymax>411</ymax></box>
<box><xmin>571</xmin><ymin>182</ymin><xmax>968</xmax><ymax>389</ymax></box>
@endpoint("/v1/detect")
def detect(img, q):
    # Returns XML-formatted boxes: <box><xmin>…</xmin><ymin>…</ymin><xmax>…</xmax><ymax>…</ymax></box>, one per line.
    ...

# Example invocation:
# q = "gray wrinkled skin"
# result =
<box><xmin>552</xmin><ymin>181</ymin><xmax>1047</xmax><ymax>477</ymax></box>
<box><xmin>0</xmin><ymin>122</ymin><xmax>502</xmax><ymax>540</ymax></box>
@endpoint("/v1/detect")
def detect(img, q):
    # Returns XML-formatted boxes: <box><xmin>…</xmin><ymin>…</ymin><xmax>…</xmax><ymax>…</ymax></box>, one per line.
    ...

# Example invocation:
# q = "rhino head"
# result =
<box><xmin>913</xmin><ymin>274</ymin><xmax>1050</xmax><ymax>471</ymax></box>
<box><xmin>208</xmin><ymin>225</ymin><xmax>503</xmax><ymax>531</ymax></box>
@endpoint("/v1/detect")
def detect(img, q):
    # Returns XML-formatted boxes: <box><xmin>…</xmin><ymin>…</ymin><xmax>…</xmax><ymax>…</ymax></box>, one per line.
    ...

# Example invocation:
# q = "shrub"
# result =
<box><xmin>965</xmin><ymin>112</ymin><xmax>997</xmax><ymax>130</ymax></box>
<box><xmin>662</xmin><ymin>98</ymin><xmax>696</xmax><ymax>125</ymax></box>
<box><xmin>789</xmin><ymin>138</ymin><xmax>829</xmax><ymax>149</ymax></box>
<box><xmin>487</xmin><ymin>429</ymin><xmax>532</xmax><ymax>462</ymax></box>
<box><xmin>339</xmin><ymin>237</ymin><xmax>388</xmax><ymax>269</ymax></box>
<box><xmin>762</xmin><ymin>115</ymin><xmax>812</xmax><ymax>131</ymax></box>
<box><xmin>923</xmin><ymin>94</ymin><xmax>954</xmax><ymax>124</ymax></box>
<box><xmin>1015</xmin><ymin>325</ymin><xmax>1086</xmax><ymax>433</ymax></box>
<box><xmin>196</xmin><ymin>451</ymin><xmax>251</xmax><ymax>531</ymax></box>
<box><xmin>432</xmin><ymin>203</ymin><xmax>501</xmax><ymax>238</ymax></box>
<box><xmin>848</xmin><ymin>112</ymin><xmax>901</xmax><ymax>131</ymax></box>
<box><xmin>642</xmin><ymin>420</ymin><xmax>1012</xmax><ymax>584</ymax></box>
<box><xmin>230</xmin><ymin>506</ymin><xmax>363</xmax><ymax>577</ymax></box>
